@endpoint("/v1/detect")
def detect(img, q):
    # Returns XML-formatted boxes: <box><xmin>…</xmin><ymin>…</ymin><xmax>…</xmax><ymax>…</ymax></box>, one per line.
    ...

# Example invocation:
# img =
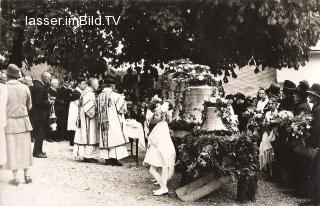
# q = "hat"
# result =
<box><xmin>267</xmin><ymin>83</ymin><xmax>281</xmax><ymax>96</ymax></box>
<box><xmin>282</xmin><ymin>80</ymin><xmax>296</xmax><ymax>92</ymax></box>
<box><xmin>307</xmin><ymin>83</ymin><xmax>320</xmax><ymax>99</ymax></box>
<box><xmin>295</xmin><ymin>80</ymin><xmax>310</xmax><ymax>97</ymax></box>
<box><xmin>235</xmin><ymin>92</ymin><xmax>245</xmax><ymax>100</ymax></box>
<box><xmin>225</xmin><ymin>94</ymin><xmax>234</xmax><ymax>100</ymax></box>
<box><xmin>6</xmin><ymin>64</ymin><xmax>22</xmax><ymax>79</ymax></box>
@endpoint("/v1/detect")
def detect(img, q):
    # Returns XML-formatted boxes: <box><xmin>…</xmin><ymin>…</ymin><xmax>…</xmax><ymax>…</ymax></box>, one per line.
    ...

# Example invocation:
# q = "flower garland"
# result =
<box><xmin>162</xmin><ymin>60</ymin><xmax>222</xmax><ymax>131</ymax></box>
<box><xmin>174</xmin><ymin>130</ymin><xmax>258</xmax><ymax>190</ymax></box>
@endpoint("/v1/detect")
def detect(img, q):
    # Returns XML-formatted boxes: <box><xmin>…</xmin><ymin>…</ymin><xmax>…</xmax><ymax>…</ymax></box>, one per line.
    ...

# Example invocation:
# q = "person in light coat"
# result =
<box><xmin>0</xmin><ymin>82</ymin><xmax>8</xmax><ymax>166</ymax></box>
<box><xmin>3</xmin><ymin>64</ymin><xmax>33</xmax><ymax>186</ymax></box>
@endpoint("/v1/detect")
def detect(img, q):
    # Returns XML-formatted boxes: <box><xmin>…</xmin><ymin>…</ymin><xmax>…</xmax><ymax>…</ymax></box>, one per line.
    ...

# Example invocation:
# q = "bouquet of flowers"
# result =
<box><xmin>288</xmin><ymin>113</ymin><xmax>312</xmax><ymax>146</ymax></box>
<box><xmin>247</xmin><ymin>111</ymin><xmax>264</xmax><ymax>128</ymax></box>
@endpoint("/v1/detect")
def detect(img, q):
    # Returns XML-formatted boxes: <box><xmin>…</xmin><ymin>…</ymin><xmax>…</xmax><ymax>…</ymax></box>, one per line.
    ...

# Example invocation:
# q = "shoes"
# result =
<box><xmin>9</xmin><ymin>179</ymin><xmax>20</xmax><ymax>186</ymax></box>
<box><xmin>112</xmin><ymin>159</ymin><xmax>123</xmax><ymax>166</ymax></box>
<box><xmin>84</xmin><ymin>158</ymin><xmax>98</xmax><ymax>163</ymax></box>
<box><xmin>153</xmin><ymin>188</ymin><xmax>168</xmax><ymax>196</ymax></box>
<box><xmin>104</xmin><ymin>159</ymin><xmax>114</xmax><ymax>166</ymax></box>
<box><xmin>33</xmin><ymin>153</ymin><xmax>47</xmax><ymax>158</ymax></box>
<box><xmin>24</xmin><ymin>176</ymin><xmax>32</xmax><ymax>184</ymax></box>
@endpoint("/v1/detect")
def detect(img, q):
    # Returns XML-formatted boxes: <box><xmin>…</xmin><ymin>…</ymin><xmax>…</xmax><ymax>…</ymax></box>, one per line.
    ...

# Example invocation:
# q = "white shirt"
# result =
<box><xmin>256</xmin><ymin>97</ymin><xmax>269</xmax><ymax>112</ymax></box>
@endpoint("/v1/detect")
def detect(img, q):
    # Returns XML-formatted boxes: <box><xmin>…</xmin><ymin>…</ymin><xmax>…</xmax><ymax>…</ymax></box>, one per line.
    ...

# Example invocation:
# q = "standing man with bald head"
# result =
<box><xmin>31</xmin><ymin>72</ymin><xmax>53</xmax><ymax>158</ymax></box>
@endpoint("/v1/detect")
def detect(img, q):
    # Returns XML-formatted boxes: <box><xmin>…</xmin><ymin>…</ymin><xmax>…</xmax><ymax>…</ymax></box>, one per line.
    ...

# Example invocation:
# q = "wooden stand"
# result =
<box><xmin>176</xmin><ymin>173</ymin><xmax>232</xmax><ymax>202</ymax></box>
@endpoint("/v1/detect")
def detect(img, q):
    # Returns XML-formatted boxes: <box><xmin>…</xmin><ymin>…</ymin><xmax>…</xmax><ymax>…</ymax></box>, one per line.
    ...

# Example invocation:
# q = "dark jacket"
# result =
<box><xmin>293</xmin><ymin>99</ymin><xmax>311</xmax><ymax>116</ymax></box>
<box><xmin>278</xmin><ymin>96</ymin><xmax>295</xmax><ymax>112</ymax></box>
<box><xmin>311</xmin><ymin>103</ymin><xmax>320</xmax><ymax>200</ymax></box>
<box><xmin>31</xmin><ymin>80</ymin><xmax>50</xmax><ymax>122</ymax></box>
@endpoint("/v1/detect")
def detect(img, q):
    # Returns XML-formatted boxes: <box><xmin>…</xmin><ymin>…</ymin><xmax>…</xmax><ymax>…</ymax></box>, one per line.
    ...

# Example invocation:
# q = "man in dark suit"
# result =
<box><xmin>303</xmin><ymin>83</ymin><xmax>320</xmax><ymax>206</ymax></box>
<box><xmin>56</xmin><ymin>77</ymin><xmax>73</xmax><ymax>141</ymax></box>
<box><xmin>32</xmin><ymin>72</ymin><xmax>52</xmax><ymax>158</ymax></box>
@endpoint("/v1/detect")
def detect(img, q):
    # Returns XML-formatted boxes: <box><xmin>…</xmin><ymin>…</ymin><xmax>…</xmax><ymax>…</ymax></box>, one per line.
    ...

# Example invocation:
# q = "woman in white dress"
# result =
<box><xmin>143</xmin><ymin>104</ymin><xmax>176</xmax><ymax>196</ymax></box>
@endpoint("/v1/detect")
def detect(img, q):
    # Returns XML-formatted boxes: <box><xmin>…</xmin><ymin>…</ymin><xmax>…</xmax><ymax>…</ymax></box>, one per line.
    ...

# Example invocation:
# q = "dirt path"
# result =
<box><xmin>0</xmin><ymin>141</ymin><xmax>307</xmax><ymax>206</ymax></box>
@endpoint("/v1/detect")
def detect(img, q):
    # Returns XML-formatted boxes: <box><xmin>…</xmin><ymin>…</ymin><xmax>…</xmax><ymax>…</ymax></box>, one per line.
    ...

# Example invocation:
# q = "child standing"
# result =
<box><xmin>143</xmin><ymin>104</ymin><xmax>176</xmax><ymax>196</ymax></box>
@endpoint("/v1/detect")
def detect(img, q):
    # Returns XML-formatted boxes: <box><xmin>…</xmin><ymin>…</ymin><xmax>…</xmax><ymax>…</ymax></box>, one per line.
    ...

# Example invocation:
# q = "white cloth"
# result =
<box><xmin>259</xmin><ymin>110</ymin><xmax>277</xmax><ymax>170</ymax></box>
<box><xmin>144</xmin><ymin>109</ymin><xmax>154</xmax><ymax>137</ymax></box>
<box><xmin>123</xmin><ymin>119</ymin><xmax>146</xmax><ymax>151</ymax></box>
<box><xmin>0</xmin><ymin>84</ymin><xmax>8</xmax><ymax>165</ymax></box>
<box><xmin>259</xmin><ymin>130</ymin><xmax>275</xmax><ymax>170</ymax></box>
<box><xmin>73</xmin><ymin>87</ymin><xmax>99</xmax><ymax>159</ymax></box>
<box><xmin>256</xmin><ymin>97</ymin><xmax>269</xmax><ymax>112</ymax></box>
<box><xmin>143</xmin><ymin>121</ymin><xmax>176</xmax><ymax>180</ymax></box>
<box><xmin>67</xmin><ymin>87</ymin><xmax>82</xmax><ymax>131</ymax></box>
<box><xmin>97</xmin><ymin>89</ymin><xmax>129</xmax><ymax>160</ymax></box>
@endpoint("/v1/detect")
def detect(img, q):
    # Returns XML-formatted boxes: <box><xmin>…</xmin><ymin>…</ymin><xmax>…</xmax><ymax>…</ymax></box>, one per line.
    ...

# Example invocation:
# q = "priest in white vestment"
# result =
<box><xmin>73</xmin><ymin>78</ymin><xmax>99</xmax><ymax>163</ymax></box>
<box><xmin>97</xmin><ymin>84</ymin><xmax>128</xmax><ymax>166</ymax></box>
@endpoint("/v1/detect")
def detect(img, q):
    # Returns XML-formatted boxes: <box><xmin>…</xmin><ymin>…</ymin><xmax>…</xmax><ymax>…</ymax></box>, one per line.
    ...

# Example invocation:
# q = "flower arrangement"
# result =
<box><xmin>246</xmin><ymin>111</ymin><xmax>264</xmax><ymax>129</ymax></box>
<box><xmin>287</xmin><ymin>112</ymin><xmax>312</xmax><ymax>146</ymax></box>
<box><xmin>168</xmin><ymin>119</ymin><xmax>199</xmax><ymax>131</ymax></box>
<box><xmin>161</xmin><ymin>59</ymin><xmax>223</xmax><ymax>129</ymax></box>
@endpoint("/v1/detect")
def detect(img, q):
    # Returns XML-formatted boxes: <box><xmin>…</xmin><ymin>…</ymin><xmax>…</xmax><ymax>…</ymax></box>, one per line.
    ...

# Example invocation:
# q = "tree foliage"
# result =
<box><xmin>1</xmin><ymin>0</ymin><xmax>320</xmax><ymax>78</ymax></box>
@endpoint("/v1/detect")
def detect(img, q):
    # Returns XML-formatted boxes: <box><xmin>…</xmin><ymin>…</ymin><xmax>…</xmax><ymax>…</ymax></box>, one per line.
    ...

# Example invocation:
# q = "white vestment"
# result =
<box><xmin>97</xmin><ymin>88</ymin><xmax>128</xmax><ymax>160</ymax></box>
<box><xmin>67</xmin><ymin>87</ymin><xmax>82</xmax><ymax>131</ymax></box>
<box><xmin>73</xmin><ymin>87</ymin><xmax>99</xmax><ymax>159</ymax></box>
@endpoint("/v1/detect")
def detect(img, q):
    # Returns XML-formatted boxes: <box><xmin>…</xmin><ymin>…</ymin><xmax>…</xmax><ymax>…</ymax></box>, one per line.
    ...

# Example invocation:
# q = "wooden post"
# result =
<box><xmin>176</xmin><ymin>173</ymin><xmax>232</xmax><ymax>202</ymax></box>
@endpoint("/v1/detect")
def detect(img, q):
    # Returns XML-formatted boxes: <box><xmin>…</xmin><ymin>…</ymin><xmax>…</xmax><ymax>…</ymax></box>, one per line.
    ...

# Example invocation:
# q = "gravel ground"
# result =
<box><xmin>0</xmin><ymin>141</ymin><xmax>309</xmax><ymax>206</ymax></box>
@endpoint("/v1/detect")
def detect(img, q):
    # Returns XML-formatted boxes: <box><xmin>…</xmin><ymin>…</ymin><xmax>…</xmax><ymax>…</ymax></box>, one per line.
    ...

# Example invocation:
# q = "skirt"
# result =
<box><xmin>100</xmin><ymin>145</ymin><xmax>129</xmax><ymax>160</ymax></box>
<box><xmin>0</xmin><ymin>128</ymin><xmax>6</xmax><ymax>165</ymax></box>
<box><xmin>3</xmin><ymin>132</ymin><xmax>32</xmax><ymax>170</ymax></box>
<box><xmin>143</xmin><ymin>145</ymin><xmax>163</xmax><ymax>168</ymax></box>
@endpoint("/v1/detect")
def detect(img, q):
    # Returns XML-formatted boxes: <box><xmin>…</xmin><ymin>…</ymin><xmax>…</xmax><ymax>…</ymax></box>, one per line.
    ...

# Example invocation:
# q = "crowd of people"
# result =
<box><xmin>1</xmin><ymin>63</ymin><xmax>320</xmax><ymax>203</ymax></box>
<box><xmin>0</xmin><ymin>64</ymin><xmax>175</xmax><ymax>196</ymax></box>
<box><xmin>224</xmin><ymin>80</ymin><xmax>320</xmax><ymax>205</ymax></box>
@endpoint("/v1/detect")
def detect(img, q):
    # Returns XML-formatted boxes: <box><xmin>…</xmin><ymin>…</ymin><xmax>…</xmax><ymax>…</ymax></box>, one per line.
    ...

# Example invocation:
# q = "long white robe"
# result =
<box><xmin>97</xmin><ymin>88</ymin><xmax>128</xmax><ymax>160</ymax></box>
<box><xmin>144</xmin><ymin>121</ymin><xmax>176</xmax><ymax>180</ymax></box>
<box><xmin>0</xmin><ymin>84</ymin><xmax>8</xmax><ymax>165</ymax></box>
<box><xmin>73</xmin><ymin>87</ymin><xmax>99</xmax><ymax>159</ymax></box>
<box><xmin>67</xmin><ymin>87</ymin><xmax>82</xmax><ymax>131</ymax></box>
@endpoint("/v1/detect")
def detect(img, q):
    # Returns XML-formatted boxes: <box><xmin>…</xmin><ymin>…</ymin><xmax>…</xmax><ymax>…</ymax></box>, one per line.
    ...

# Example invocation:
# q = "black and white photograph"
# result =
<box><xmin>1</xmin><ymin>0</ymin><xmax>320</xmax><ymax>205</ymax></box>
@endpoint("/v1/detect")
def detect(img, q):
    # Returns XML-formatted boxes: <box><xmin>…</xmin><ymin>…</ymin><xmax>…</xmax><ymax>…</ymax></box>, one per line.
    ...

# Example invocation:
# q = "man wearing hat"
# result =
<box><xmin>301</xmin><ymin>83</ymin><xmax>320</xmax><ymax>205</ymax></box>
<box><xmin>285</xmin><ymin>80</ymin><xmax>312</xmax><ymax>197</ymax></box>
<box><xmin>266</xmin><ymin>83</ymin><xmax>281</xmax><ymax>99</ymax></box>
<box><xmin>279</xmin><ymin>80</ymin><xmax>296</xmax><ymax>112</ymax></box>
<box><xmin>293</xmin><ymin>80</ymin><xmax>311</xmax><ymax>116</ymax></box>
